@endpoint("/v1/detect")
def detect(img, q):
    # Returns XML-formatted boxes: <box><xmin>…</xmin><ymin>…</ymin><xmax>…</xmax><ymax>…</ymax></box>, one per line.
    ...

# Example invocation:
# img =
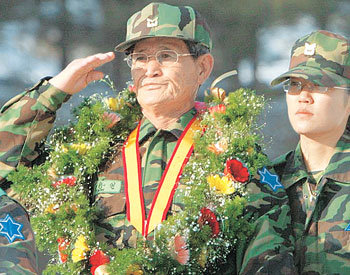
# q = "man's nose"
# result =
<box><xmin>144</xmin><ymin>57</ymin><xmax>162</xmax><ymax>77</ymax></box>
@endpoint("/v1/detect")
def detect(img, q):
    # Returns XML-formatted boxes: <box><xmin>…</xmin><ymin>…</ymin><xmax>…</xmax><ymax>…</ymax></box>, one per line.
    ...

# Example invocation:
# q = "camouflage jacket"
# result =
<box><xmin>0</xmin><ymin>80</ymin><xmax>296</xmax><ymax>274</ymax></box>
<box><xmin>273</xmin><ymin>130</ymin><xmax>350</xmax><ymax>274</ymax></box>
<box><xmin>0</xmin><ymin>78</ymin><xmax>69</xmax><ymax>274</ymax></box>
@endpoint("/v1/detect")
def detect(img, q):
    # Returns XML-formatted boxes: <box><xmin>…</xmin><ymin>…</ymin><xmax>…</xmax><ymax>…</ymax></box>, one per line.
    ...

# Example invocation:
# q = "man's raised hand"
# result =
<box><xmin>49</xmin><ymin>52</ymin><xmax>115</xmax><ymax>95</ymax></box>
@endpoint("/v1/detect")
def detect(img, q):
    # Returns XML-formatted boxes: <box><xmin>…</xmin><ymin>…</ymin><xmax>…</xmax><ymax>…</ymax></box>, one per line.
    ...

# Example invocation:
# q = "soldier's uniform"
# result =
<box><xmin>273</xmin><ymin>133</ymin><xmax>350</xmax><ymax>274</ymax></box>
<box><xmin>0</xmin><ymin>2</ymin><xmax>297</xmax><ymax>274</ymax></box>
<box><xmin>0</xmin><ymin>77</ymin><xmax>66</xmax><ymax>274</ymax></box>
<box><xmin>271</xmin><ymin>30</ymin><xmax>350</xmax><ymax>274</ymax></box>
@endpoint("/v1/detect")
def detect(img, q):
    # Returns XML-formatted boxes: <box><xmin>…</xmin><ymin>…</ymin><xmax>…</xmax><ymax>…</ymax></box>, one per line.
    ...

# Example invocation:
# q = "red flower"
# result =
<box><xmin>208</xmin><ymin>104</ymin><xmax>226</xmax><ymax>118</ymax></box>
<box><xmin>198</xmin><ymin>207</ymin><xmax>220</xmax><ymax>238</ymax></box>
<box><xmin>57</xmin><ymin>237</ymin><xmax>70</xmax><ymax>263</ymax></box>
<box><xmin>128</xmin><ymin>84</ymin><xmax>136</xmax><ymax>92</ymax></box>
<box><xmin>224</xmin><ymin>159</ymin><xmax>249</xmax><ymax>183</ymax></box>
<box><xmin>89</xmin><ymin>250</ymin><xmax>110</xmax><ymax>275</ymax></box>
<box><xmin>52</xmin><ymin>176</ymin><xmax>77</xmax><ymax>188</ymax></box>
<box><xmin>194</xmin><ymin>101</ymin><xmax>207</xmax><ymax>114</ymax></box>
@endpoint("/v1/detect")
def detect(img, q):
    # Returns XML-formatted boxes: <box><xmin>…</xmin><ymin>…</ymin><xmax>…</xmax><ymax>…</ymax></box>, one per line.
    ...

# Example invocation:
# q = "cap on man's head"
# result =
<box><xmin>114</xmin><ymin>2</ymin><xmax>212</xmax><ymax>52</ymax></box>
<box><xmin>271</xmin><ymin>30</ymin><xmax>350</xmax><ymax>87</ymax></box>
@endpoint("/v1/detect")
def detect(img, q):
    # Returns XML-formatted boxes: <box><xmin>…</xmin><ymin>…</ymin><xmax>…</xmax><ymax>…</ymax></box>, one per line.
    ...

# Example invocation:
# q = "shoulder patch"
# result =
<box><xmin>0</xmin><ymin>214</ymin><xmax>25</xmax><ymax>243</ymax></box>
<box><xmin>258</xmin><ymin>167</ymin><xmax>284</xmax><ymax>191</ymax></box>
<box><xmin>345</xmin><ymin>222</ymin><xmax>350</xmax><ymax>231</ymax></box>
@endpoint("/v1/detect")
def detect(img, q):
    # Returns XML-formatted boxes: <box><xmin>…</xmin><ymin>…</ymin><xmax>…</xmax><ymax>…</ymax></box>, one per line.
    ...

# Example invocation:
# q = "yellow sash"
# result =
<box><xmin>123</xmin><ymin>117</ymin><xmax>201</xmax><ymax>236</ymax></box>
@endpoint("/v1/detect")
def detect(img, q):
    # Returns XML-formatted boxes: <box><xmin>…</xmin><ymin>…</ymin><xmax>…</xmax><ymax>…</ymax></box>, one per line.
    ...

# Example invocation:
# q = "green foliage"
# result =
<box><xmin>8</xmin><ymin>84</ymin><xmax>142</xmax><ymax>274</ymax></box>
<box><xmin>104</xmin><ymin>87</ymin><xmax>268</xmax><ymax>273</ymax></box>
<box><xmin>8</xmin><ymin>83</ymin><xmax>267</xmax><ymax>274</ymax></box>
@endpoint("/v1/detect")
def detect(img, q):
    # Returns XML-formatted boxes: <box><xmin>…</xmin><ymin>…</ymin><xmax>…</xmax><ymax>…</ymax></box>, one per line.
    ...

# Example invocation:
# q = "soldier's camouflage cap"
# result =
<box><xmin>271</xmin><ymin>30</ymin><xmax>350</xmax><ymax>87</ymax></box>
<box><xmin>115</xmin><ymin>2</ymin><xmax>212</xmax><ymax>52</ymax></box>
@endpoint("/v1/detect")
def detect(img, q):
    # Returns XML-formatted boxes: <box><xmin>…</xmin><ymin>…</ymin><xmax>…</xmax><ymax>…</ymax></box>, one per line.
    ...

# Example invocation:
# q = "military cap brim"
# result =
<box><xmin>115</xmin><ymin>35</ymin><xmax>200</xmax><ymax>52</ymax></box>
<box><xmin>271</xmin><ymin>65</ymin><xmax>350</xmax><ymax>87</ymax></box>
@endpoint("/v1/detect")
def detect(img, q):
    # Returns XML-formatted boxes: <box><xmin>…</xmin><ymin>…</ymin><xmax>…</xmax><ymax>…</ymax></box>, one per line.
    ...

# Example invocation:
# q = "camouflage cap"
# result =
<box><xmin>271</xmin><ymin>30</ymin><xmax>350</xmax><ymax>87</ymax></box>
<box><xmin>114</xmin><ymin>2</ymin><xmax>212</xmax><ymax>52</ymax></box>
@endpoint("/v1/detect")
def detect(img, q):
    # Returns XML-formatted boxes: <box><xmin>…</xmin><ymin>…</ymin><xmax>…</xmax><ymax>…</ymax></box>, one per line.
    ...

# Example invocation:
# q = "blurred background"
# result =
<box><xmin>2</xmin><ymin>0</ymin><xmax>350</xmax><ymax>159</ymax></box>
<box><xmin>1</xmin><ymin>0</ymin><xmax>350</xmax><ymax>271</ymax></box>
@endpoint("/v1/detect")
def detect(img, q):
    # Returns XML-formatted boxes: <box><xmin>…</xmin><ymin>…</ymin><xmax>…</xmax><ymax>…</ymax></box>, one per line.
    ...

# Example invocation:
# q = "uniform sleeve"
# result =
<box><xmin>0</xmin><ymin>78</ymin><xmax>69</xmax><ymax>185</ymax></box>
<box><xmin>238</xmin><ymin>167</ymin><xmax>297</xmax><ymax>275</ymax></box>
<box><xmin>0</xmin><ymin>195</ymin><xmax>39</xmax><ymax>274</ymax></box>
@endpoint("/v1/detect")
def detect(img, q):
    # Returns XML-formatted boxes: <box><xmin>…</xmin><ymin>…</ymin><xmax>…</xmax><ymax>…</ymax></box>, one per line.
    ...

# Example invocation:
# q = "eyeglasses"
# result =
<box><xmin>283</xmin><ymin>80</ymin><xmax>350</xmax><ymax>93</ymax></box>
<box><xmin>124</xmin><ymin>50</ymin><xmax>194</xmax><ymax>68</ymax></box>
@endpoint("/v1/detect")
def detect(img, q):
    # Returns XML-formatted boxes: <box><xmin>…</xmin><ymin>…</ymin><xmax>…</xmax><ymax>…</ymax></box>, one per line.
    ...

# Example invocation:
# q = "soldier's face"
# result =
<box><xmin>286</xmin><ymin>78</ymin><xmax>350</xmax><ymax>139</ymax></box>
<box><xmin>131</xmin><ymin>37</ymin><xmax>202</xmax><ymax>111</ymax></box>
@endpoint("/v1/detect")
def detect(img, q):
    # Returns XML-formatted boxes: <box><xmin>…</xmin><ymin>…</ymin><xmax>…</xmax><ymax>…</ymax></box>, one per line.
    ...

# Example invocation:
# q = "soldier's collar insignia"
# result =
<box><xmin>147</xmin><ymin>17</ymin><xmax>158</xmax><ymax>28</ymax></box>
<box><xmin>304</xmin><ymin>43</ymin><xmax>316</xmax><ymax>56</ymax></box>
<box><xmin>345</xmin><ymin>222</ymin><xmax>350</xmax><ymax>231</ymax></box>
<box><xmin>0</xmin><ymin>214</ymin><xmax>25</xmax><ymax>243</ymax></box>
<box><xmin>258</xmin><ymin>167</ymin><xmax>284</xmax><ymax>191</ymax></box>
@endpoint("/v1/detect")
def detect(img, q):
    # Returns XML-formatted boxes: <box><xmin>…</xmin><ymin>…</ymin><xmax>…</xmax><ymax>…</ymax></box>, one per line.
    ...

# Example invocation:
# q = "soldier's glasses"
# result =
<box><xmin>283</xmin><ymin>80</ymin><xmax>350</xmax><ymax>93</ymax></box>
<box><xmin>124</xmin><ymin>50</ymin><xmax>194</xmax><ymax>68</ymax></box>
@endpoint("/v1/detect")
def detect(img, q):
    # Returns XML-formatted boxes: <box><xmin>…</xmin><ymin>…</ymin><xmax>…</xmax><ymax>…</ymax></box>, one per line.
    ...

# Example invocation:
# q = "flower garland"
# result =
<box><xmin>8</xmin><ymin>75</ymin><xmax>268</xmax><ymax>274</ymax></box>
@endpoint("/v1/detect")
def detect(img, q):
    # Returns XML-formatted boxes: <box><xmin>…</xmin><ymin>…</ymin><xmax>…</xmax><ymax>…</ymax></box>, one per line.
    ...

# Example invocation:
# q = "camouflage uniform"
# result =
<box><xmin>0</xmin><ymin>189</ymin><xmax>39</xmax><ymax>274</ymax></box>
<box><xmin>0</xmin><ymin>2</ymin><xmax>297</xmax><ymax>274</ymax></box>
<box><xmin>271</xmin><ymin>30</ymin><xmax>350</xmax><ymax>274</ymax></box>
<box><xmin>0</xmin><ymin>78</ymin><xmax>68</xmax><ymax>274</ymax></box>
<box><xmin>273</xmin><ymin>134</ymin><xmax>350</xmax><ymax>274</ymax></box>
<box><xmin>94</xmin><ymin>109</ymin><xmax>199</xmax><ymax>248</ymax></box>
<box><xmin>0</xmin><ymin>80</ymin><xmax>297</xmax><ymax>274</ymax></box>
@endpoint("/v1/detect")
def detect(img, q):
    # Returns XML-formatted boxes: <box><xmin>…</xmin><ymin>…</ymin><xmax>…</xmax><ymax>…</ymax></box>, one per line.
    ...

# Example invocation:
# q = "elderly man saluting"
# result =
<box><xmin>0</xmin><ymin>3</ymin><xmax>297</xmax><ymax>274</ymax></box>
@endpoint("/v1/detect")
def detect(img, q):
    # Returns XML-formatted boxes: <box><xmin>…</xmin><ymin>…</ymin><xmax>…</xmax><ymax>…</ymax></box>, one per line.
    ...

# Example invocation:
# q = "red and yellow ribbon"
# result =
<box><xmin>123</xmin><ymin>117</ymin><xmax>201</xmax><ymax>236</ymax></box>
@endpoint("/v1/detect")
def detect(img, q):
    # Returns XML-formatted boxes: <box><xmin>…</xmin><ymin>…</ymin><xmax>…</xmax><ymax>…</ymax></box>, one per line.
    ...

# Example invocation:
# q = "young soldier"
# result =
<box><xmin>0</xmin><ymin>3</ymin><xmax>295</xmax><ymax>273</ymax></box>
<box><xmin>271</xmin><ymin>30</ymin><xmax>350</xmax><ymax>274</ymax></box>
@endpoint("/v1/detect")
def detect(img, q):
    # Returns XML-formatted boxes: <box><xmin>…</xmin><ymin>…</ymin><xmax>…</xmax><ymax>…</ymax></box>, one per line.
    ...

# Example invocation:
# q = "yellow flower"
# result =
<box><xmin>107</xmin><ymin>97</ymin><xmax>118</xmax><ymax>111</ymax></box>
<box><xmin>71</xmin><ymin>235</ymin><xmax>90</xmax><ymax>262</ymax></box>
<box><xmin>198</xmin><ymin>246</ymin><xmax>207</xmax><ymax>268</ymax></box>
<box><xmin>207</xmin><ymin>175</ymin><xmax>235</xmax><ymax>195</ymax></box>
<box><xmin>47</xmin><ymin>167</ymin><xmax>57</xmax><ymax>180</ymax></box>
<box><xmin>70</xmin><ymin>143</ymin><xmax>91</xmax><ymax>155</ymax></box>
<box><xmin>126</xmin><ymin>264</ymin><xmax>143</xmax><ymax>275</ymax></box>
<box><xmin>45</xmin><ymin>203</ymin><xmax>59</xmax><ymax>214</ymax></box>
<box><xmin>61</xmin><ymin>145</ymin><xmax>68</xmax><ymax>153</ymax></box>
<box><xmin>106</xmin><ymin>97</ymin><xmax>124</xmax><ymax>111</ymax></box>
<box><xmin>247</xmin><ymin>146</ymin><xmax>254</xmax><ymax>155</ymax></box>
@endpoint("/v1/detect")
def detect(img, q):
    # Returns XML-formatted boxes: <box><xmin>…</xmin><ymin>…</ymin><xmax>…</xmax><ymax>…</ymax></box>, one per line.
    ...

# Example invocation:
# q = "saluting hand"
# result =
<box><xmin>49</xmin><ymin>52</ymin><xmax>115</xmax><ymax>95</ymax></box>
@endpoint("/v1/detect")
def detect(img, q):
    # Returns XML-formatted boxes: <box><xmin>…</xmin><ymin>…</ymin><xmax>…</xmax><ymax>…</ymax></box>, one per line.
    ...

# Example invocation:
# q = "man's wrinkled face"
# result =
<box><xmin>130</xmin><ymin>37</ymin><xmax>201</xmax><ymax>110</ymax></box>
<box><xmin>286</xmin><ymin>77</ymin><xmax>350</xmax><ymax>138</ymax></box>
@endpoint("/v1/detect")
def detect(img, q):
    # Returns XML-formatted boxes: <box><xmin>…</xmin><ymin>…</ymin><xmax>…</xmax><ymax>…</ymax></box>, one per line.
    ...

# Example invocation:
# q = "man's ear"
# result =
<box><xmin>196</xmin><ymin>53</ymin><xmax>214</xmax><ymax>85</ymax></box>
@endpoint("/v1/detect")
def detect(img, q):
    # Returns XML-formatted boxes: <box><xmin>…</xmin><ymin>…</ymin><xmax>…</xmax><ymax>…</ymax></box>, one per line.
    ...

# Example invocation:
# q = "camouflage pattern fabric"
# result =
<box><xmin>238</xmin><ymin>170</ymin><xmax>297</xmax><ymax>275</ymax></box>
<box><xmin>271</xmin><ymin>30</ymin><xmax>350</xmax><ymax>87</ymax></box>
<box><xmin>1</xmin><ymin>81</ymin><xmax>297</xmax><ymax>273</ymax></box>
<box><xmin>0</xmin><ymin>195</ymin><xmax>38</xmax><ymax>274</ymax></box>
<box><xmin>94</xmin><ymin>111</ymin><xmax>297</xmax><ymax>274</ymax></box>
<box><xmin>115</xmin><ymin>2</ymin><xmax>212</xmax><ymax>52</ymax></box>
<box><xmin>0</xmin><ymin>78</ymin><xmax>69</xmax><ymax>184</ymax></box>
<box><xmin>94</xmin><ymin>109</ymin><xmax>197</xmax><ymax>249</ymax></box>
<box><xmin>273</xmin><ymin>129</ymin><xmax>350</xmax><ymax>274</ymax></box>
<box><xmin>0</xmin><ymin>79</ymin><xmax>69</xmax><ymax>274</ymax></box>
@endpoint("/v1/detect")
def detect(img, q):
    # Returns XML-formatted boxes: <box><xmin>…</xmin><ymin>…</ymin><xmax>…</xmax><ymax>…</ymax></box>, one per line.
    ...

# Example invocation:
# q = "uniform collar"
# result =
<box><xmin>138</xmin><ymin>108</ymin><xmax>197</xmax><ymax>143</ymax></box>
<box><xmin>281</xmin><ymin>143</ymin><xmax>309</xmax><ymax>189</ymax></box>
<box><xmin>323</xmin><ymin>130</ymin><xmax>350</xmax><ymax>183</ymax></box>
<box><xmin>282</xmin><ymin>130</ymin><xmax>350</xmax><ymax>188</ymax></box>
